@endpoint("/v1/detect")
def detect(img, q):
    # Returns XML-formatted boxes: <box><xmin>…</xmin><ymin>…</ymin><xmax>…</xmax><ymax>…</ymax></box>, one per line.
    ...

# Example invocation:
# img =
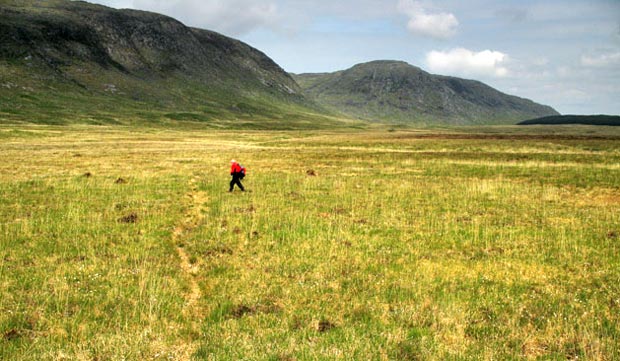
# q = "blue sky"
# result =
<box><xmin>86</xmin><ymin>0</ymin><xmax>619</xmax><ymax>115</ymax></box>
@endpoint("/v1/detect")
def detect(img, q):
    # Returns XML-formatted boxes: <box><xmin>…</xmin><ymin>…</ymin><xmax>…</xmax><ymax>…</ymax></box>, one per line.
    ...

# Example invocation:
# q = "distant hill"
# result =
<box><xmin>518</xmin><ymin>115</ymin><xmax>620</xmax><ymax>126</ymax></box>
<box><xmin>293</xmin><ymin>60</ymin><xmax>559</xmax><ymax>125</ymax></box>
<box><xmin>0</xmin><ymin>0</ymin><xmax>340</xmax><ymax>128</ymax></box>
<box><xmin>0</xmin><ymin>1</ymin><xmax>561</xmax><ymax>128</ymax></box>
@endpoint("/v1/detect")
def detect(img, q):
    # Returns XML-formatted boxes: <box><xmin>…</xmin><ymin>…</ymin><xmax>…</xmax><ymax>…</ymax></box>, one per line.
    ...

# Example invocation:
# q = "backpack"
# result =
<box><xmin>238</xmin><ymin>164</ymin><xmax>246</xmax><ymax>179</ymax></box>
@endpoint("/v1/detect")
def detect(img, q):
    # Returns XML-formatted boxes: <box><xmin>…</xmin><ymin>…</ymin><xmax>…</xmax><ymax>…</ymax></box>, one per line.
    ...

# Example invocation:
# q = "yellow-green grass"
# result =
<box><xmin>1</xmin><ymin>125</ymin><xmax>619</xmax><ymax>360</ymax></box>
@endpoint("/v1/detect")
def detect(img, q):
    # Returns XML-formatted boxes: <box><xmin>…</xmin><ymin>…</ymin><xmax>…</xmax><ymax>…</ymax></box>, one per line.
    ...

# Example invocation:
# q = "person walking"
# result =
<box><xmin>229</xmin><ymin>159</ymin><xmax>245</xmax><ymax>192</ymax></box>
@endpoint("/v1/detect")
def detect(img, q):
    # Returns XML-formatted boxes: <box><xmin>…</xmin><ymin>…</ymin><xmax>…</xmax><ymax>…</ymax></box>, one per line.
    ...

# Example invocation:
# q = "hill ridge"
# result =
<box><xmin>0</xmin><ymin>0</ymin><xmax>341</xmax><ymax>128</ymax></box>
<box><xmin>293</xmin><ymin>60</ymin><xmax>559</xmax><ymax>125</ymax></box>
<box><xmin>519</xmin><ymin>115</ymin><xmax>620</xmax><ymax>126</ymax></box>
<box><xmin>2</xmin><ymin>1</ymin><xmax>558</xmax><ymax>127</ymax></box>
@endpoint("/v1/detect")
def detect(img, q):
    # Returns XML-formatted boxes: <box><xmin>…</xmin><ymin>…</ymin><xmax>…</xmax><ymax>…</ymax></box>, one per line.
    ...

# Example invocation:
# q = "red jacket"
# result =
<box><xmin>230</xmin><ymin>162</ymin><xmax>242</xmax><ymax>175</ymax></box>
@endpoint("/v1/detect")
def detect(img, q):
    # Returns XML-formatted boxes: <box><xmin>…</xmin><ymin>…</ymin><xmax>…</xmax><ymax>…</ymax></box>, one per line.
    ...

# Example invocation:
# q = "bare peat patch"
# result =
<box><xmin>118</xmin><ymin>212</ymin><xmax>138</xmax><ymax>223</ymax></box>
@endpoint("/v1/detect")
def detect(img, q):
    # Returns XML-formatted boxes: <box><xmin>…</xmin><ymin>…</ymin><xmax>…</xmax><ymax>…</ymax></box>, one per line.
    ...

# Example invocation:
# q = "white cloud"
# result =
<box><xmin>581</xmin><ymin>51</ymin><xmax>620</xmax><ymax>67</ymax></box>
<box><xmin>556</xmin><ymin>66</ymin><xmax>573</xmax><ymax>78</ymax></box>
<box><xmin>531</xmin><ymin>57</ymin><xmax>549</xmax><ymax>67</ymax></box>
<box><xmin>130</xmin><ymin>0</ymin><xmax>279</xmax><ymax>36</ymax></box>
<box><xmin>397</xmin><ymin>0</ymin><xmax>458</xmax><ymax>39</ymax></box>
<box><xmin>495</xmin><ymin>8</ymin><xmax>528</xmax><ymax>23</ymax></box>
<box><xmin>425</xmin><ymin>48</ymin><xmax>509</xmax><ymax>78</ymax></box>
<box><xmin>84</xmin><ymin>0</ymin><xmax>134</xmax><ymax>8</ymax></box>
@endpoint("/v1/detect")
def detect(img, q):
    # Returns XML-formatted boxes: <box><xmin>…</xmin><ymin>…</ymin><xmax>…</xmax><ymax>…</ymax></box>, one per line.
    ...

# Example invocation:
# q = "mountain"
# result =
<box><xmin>0</xmin><ymin>1</ymin><xmax>558</xmax><ymax>128</ymax></box>
<box><xmin>518</xmin><ymin>115</ymin><xmax>620</xmax><ymax>126</ymax></box>
<box><xmin>293</xmin><ymin>60</ymin><xmax>559</xmax><ymax>125</ymax></box>
<box><xmin>0</xmin><ymin>0</ymin><xmax>340</xmax><ymax>128</ymax></box>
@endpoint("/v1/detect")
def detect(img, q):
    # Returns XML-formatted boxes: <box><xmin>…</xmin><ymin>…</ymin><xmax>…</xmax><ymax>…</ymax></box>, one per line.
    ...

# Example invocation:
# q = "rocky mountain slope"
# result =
<box><xmin>1</xmin><ymin>1</ymin><xmax>558</xmax><ymax>127</ymax></box>
<box><xmin>0</xmin><ymin>0</ymin><xmax>335</xmax><ymax>127</ymax></box>
<box><xmin>293</xmin><ymin>60</ymin><xmax>559</xmax><ymax>125</ymax></box>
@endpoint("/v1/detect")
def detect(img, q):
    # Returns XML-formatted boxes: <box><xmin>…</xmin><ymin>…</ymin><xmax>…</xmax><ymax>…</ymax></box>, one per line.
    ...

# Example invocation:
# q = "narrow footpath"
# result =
<box><xmin>170</xmin><ymin>176</ymin><xmax>209</xmax><ymax>358</ymax></box>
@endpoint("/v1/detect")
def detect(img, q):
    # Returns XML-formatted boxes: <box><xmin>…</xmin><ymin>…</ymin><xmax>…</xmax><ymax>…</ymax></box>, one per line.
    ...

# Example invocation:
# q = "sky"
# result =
<box><xmin>83</xmin><ymin>0</ymin><xmax>619</xmax><ymax>115</ymax></box>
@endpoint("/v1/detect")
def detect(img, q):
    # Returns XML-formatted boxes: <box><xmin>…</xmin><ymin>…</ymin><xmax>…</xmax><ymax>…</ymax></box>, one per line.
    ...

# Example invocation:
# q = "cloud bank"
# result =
<box><xmin>131</xmin><ymin>0</ymin><xmax>279</xmax><ymax>36</ymax></box>
<box><xmin>397</xmin><ymin>0</ymin><xmax>458</xmax><ymax>39</ymax></box>
<box><xmin>581</xmin><ymin>51</ymin><xmax>620</xmax><ymax>68</ymax></box>
<box><xmin>426</xmin><ymin>48</ymin><xmax>509</xmax><ymax>78</ymax></box>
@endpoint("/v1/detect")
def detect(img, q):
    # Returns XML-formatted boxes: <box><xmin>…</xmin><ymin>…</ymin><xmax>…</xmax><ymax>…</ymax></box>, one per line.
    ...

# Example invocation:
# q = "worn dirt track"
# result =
<box><xmin>170</xmin><ymin>176</ymin><xmax>209</xmax><ymax>358</ymax></box>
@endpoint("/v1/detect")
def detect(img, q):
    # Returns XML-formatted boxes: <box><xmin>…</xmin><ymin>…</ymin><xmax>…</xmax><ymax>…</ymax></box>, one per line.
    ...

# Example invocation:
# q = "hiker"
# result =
<box><xmin>229</xmin><ymin>159</ymin><xmax>245</xmax><ymax>192</ymax></box>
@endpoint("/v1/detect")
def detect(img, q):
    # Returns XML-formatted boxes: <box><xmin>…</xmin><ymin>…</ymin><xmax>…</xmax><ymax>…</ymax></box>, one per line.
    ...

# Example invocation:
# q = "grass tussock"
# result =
<box><xmin>1</xmin><ymin>125</ymin><xmax>619</xmax><ymax>359</ymax></box>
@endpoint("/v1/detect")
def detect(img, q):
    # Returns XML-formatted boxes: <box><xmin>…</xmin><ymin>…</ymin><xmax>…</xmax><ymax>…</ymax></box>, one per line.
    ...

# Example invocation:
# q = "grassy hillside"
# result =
<box><xmin>519</xmin><ymin>115</ymin><xmax>620</xmax><ymax>126</ymax></box>
<box><xmin>1</xmin><ymin>125</ymin><xmax>619</xmax><ymax>359</ymax></box>
<box><xmin>0</xmin><ymin>68</ymin><xmax>346</xmax><ymax>129</ymax></box>
<box><xmin>0</xmin><ymin>0</ymin><xmax>343</xmax><ymax>128</ymax></box>
<box><xmin>294</xmin><ymin>60</ymin><xmax>559</xmax><ymax>125</ymax></box>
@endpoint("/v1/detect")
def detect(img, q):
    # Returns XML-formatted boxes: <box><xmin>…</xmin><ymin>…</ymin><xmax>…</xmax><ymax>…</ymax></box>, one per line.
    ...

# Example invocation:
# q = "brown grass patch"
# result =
<box><xmin>3</xmin><ymin>329</ymin><xmax>21</xmax><ymax>341</ymax></box>
<box><xmin>118</xmin><ymin>212</ymin><xmax>138</xmax><ymax>223</ymax></box>
<box><xmin>317</xmin><ymin>319</ymin><xmax>336</xmax><ymax>333</ymax></box>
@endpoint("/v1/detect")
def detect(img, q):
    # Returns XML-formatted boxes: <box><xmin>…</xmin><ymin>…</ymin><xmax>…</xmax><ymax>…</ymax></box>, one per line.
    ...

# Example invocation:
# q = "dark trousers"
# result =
<box><xmin>229</xmin><ymin>173</ymin><xmax>245</xmax><ymax>191</ymax></box>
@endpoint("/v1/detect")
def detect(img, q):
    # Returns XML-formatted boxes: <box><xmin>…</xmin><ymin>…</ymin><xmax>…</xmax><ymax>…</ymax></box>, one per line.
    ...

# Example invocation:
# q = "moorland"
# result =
<box><xmin>1</xmin><ymin>124</ymin><xmax>619</xmax><ymax>359</ymax></box>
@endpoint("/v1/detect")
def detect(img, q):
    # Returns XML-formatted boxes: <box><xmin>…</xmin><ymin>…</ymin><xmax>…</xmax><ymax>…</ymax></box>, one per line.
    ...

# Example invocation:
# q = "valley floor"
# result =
<box><xmin>1</xmin><ymin>125</ymin><xmax>619</xmax><ymax>360</ymax></box>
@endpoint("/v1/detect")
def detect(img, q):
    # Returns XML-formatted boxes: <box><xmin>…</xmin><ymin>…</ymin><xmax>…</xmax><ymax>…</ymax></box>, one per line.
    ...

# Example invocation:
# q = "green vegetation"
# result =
<box><xmin>519</xmin><ymin>115</ymin><xmax>620</xmax><ymax>126</ymax></box>
<box><xmin>1</xmin><ymin>125</ymin><xmax>619</xmax><ymax>359</ymax></box>
<box><xmin>0</xmin><ymin>0</ymin><xmax>339</xmax><ymax>128</ymax></box>
<box><xmin>2</xmin><ymin>2</ymin><xmax>559</xmax><ymax>128</ymax></box>
<box><xmin>293</xmin><ymin>61</ymin><xmax>559</xmax><ymax>125</ymax></box>
<box><xmin>2</xmin><ymin>3</ymin><xmax>618</xmax><ymax>359</ymax></box>
<box><xmin>0</xmin><ymin>70</ymin><xmax>348</xmax><ymax>129</ymax></box>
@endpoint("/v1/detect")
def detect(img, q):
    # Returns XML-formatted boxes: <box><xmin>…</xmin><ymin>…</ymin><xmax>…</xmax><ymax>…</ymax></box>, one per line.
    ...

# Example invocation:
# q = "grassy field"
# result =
<box><xmin>1</xmin><ymin>124</ymin><xmax>619</xmax><ymax>360</ymax></box>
